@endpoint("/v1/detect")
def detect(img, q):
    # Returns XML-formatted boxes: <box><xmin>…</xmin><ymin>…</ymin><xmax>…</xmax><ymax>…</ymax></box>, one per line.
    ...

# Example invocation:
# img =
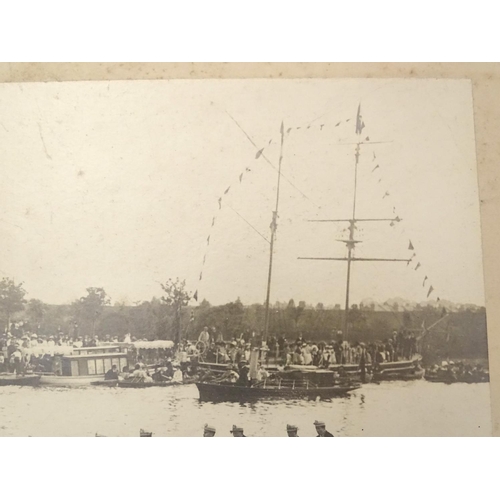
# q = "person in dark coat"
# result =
<box><xmin>104</xmin><ymin>364</ymin><xmax>119</xmax><ymax>380</ymax></box>
<box><xmin>314</xmin><ymin>420</ymin><xmax>333</xmax><ymax>437</ymax></box>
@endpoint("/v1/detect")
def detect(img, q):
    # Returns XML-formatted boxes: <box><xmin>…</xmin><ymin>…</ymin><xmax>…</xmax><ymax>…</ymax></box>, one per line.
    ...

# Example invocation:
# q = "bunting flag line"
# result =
<box><xmin>408</xmin><ymin>240</ymin><xmax>414</xmax><ymax>250</ymax></box>
<box><xmin>427</xmin><ymin>285</ymin><xmax>434</xmax><ymax>298</ymax></box>
<box><xmin>415</xmin><ymin>262</ymin><xmax>421</xmax><ymax>271</ymax></box>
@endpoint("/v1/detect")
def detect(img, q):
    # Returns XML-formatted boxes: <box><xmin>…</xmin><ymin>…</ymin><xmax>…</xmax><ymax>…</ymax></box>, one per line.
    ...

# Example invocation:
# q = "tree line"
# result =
<box><xmin>0</xmin><ymin>277</ymin><xmax>488</xmax><ymax>361</ymax></box>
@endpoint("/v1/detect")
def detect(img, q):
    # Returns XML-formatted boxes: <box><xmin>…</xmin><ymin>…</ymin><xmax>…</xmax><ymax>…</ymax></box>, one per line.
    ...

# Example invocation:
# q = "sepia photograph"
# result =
<box><xmin>0</xmin><ymin>77</ymin><xmax>491</xmax><ymax>436</ymax></box>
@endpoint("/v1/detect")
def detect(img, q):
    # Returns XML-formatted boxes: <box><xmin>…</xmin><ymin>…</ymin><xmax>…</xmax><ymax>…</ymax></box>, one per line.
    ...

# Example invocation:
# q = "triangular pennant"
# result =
<box><xmin>207</xmin><ymin>235</ymin><xmax>210</xmax><ymax>245</ymax></box>
<box><xmin>335</xmin><ymin>122</ymin><xmax>341</xmax><ymax>127</ymax></box>
<box><xmin>199</xmin><ymin>272</ymin><xmax>203</xmax><ymax>280</ymax></box>
<box><xmin>268</xmin><ymin>139</ymin><xmax>272</xmax><ymax>145</ymax></box>
<box><xmin>371</xmin><ymin>165</ymin><xmax>379</xmax><ymax>172</ymax></box>
<box><xmin>224</xmin><ymin>186</ymin><xmax>230</xmax><ymax>195</ymax></box>
<box><xmin>415</xmin><ymin>262</ymin><xmax>421</xmax><ymax>271</ymax></box>
<box><xmin>320</xmin><ymin>124</ymin><xmax>324</xmax><ymax>130</ymax></box>
<box><xmin>239</xmin><ymin>173</ymin><xmax>243</xmax><ymax>183</ymax></box>
<box><xmin>255</xmin><ymin>148</ymin><xmax>264</xmax><ymax>159</ymax></box>
<box><xmin>383</xmin><ymin>191</ymin><xmax>390</xmax><ymax>199</ymax></box>
<box><xmin>202</xmin><ymin>255</ymin><xmax>206</xmax><ymax>264</ymax></box>
<box><xmin>287</xmin><ymin>127</ymin><xmax>292</xmax><ymax>133</ymax></box>
<box><xmin>218</xmin><ymin>198</ymin><xmax>222</xmax><ymax>210</ymax></box>
<box><xmin>211</xmin><ymin>217</ymin><xmax>215</xmax><ymax>227</ymax></box>
<box><xmin>365</xmin><ymin>136</ymin><xmax>370</xmax><ymax>141</ymax></box>
<box><xmin>408</xmin><ymin>240</ymin><xmax>414</xmax><ymax>250</ymax></box>
<box><xmin>422</xmin><ymin>276</ymin><xmax>428</xmax><ymax>287</ymax></box>
<box><xmin>427</xmin><ymin>285</ymin><xmax>434</xmax><ymax>298</ymax></box>
<box><xmin>193</xmin><ymin>290</ymin><xmax>198</xmax><ymax>301</ymax></box>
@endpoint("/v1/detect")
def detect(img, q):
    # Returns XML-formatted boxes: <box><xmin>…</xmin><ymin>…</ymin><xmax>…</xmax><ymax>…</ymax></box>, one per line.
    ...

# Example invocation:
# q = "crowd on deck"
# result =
<box><xmin>198</xmin><ymin>327</ymin><xmax>419</xmax><ymax>368</ymax></box>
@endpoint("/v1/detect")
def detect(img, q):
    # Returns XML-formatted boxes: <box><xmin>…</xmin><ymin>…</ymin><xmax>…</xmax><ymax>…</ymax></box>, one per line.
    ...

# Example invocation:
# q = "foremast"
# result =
<box><xmin>263</xmin><ymin>121</ymin><xmax>285</xmax><ymax>342</ymax></box>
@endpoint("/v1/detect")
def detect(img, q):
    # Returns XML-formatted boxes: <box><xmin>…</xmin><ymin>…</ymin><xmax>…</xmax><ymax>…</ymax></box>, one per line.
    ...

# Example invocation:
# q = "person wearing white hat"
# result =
<box><xmin>230</xmin><ymin>425</ymin><xmax>246</xmax><ymax>437</ymax></box>
<box><xmin>286</xmin><ymin>424</ymin><xmax>299</xmax><ymax>437</ymax></box>
<box><xmin>314</xmin><ymin>420</ymin><xmax>333</xmax><ymax>437</ymax></box>
<box><xmin>203</xmin><ymin>424</ymin><xmax>216</xmax><ymax>437</ymax></box>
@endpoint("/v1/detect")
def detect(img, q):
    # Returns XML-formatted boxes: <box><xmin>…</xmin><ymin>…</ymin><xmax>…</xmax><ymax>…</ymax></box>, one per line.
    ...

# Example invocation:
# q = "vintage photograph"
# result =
<box><xmin>0</xmin><ymin>78</ymin><xmax>491</xmax><ymax>436</ymax></box>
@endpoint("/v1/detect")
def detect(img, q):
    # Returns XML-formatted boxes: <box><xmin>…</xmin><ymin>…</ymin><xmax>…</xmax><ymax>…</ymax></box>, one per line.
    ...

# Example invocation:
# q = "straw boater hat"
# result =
<box><xmin>314</xmin><ymin>420</ymin><xmax>325</xmax><ymax>427</ymax></box>
<box><xmin>230</xmin><ymin>425</ymin><xmax>244</xmax><ymax>433</ymax></box>
<box><xmin>204</xmin><ymin>424</ymin><xmax>216</xmax><ymax>433</ymax></box>
<box><xmin>286</xmin><ymin>424</ymin><xmax>298</xmax><ymax>431</ymax></box>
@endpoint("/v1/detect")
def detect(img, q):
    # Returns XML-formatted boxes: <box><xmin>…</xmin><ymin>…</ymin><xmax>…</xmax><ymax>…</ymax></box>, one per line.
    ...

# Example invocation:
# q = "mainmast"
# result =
<box><xmin>263</xmin><ymin>121</ymin><xmax>285</xmax><ymax>341</ymax></box>
<box><xmin>298</xmin><ymin>105</ymin><xmax>409</xmax><ymax>340</ymax></box>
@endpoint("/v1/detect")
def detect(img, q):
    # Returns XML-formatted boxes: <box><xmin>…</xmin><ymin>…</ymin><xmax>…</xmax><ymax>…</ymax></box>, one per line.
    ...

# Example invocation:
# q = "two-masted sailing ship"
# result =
<box><xmin>196</xmin><ymin>105</ymin><xmax>426</xmax><ymax>401</ymax></box>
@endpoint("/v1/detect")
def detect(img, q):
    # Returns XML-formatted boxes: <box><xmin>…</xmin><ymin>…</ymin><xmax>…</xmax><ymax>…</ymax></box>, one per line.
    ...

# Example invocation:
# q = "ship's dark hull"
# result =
<box><xmin>196</xmin><ymin>381</ymin><xmax>360</xmax><ymax>401</ymax></box>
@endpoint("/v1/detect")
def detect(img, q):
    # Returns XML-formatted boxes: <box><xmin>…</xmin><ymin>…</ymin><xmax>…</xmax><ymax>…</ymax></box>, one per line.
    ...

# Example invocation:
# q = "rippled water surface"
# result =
<box><xmin>0</xmin><ymin>381</ymin><xmax>491</xmax><ymax>437</ymax></box>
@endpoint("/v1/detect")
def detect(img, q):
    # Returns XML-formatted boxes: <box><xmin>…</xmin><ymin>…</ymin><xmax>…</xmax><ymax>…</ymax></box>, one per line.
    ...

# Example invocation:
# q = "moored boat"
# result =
<box><xmin>0</xmin><ymin>373</ymin><xmax>41</xmax><ymax>386</ymax></box>
<box><xmin>39</xmin><ymin>346</ymin><xmax>130</xmax><ymax>387</ymax></box>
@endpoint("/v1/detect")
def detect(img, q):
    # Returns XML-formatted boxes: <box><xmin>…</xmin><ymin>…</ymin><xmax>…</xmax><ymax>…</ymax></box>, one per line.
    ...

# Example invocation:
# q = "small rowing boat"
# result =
<box><xmin>196</xmin><ymin>379</ymin><xmax>360</xmax><ymax>402</ymax></box>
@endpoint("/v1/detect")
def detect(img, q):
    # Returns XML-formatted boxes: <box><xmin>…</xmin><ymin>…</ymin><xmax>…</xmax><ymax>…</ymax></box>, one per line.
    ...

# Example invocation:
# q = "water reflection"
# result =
<box><xmin>0</xmin><ymin>381</ymin><xmax>492</xmax><ymax>437</ymax></box>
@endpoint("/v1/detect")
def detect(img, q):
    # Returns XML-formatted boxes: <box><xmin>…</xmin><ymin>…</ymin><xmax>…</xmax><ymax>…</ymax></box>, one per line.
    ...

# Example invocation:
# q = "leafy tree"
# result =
<box><xmin>71</xmin><ymin>287</ymin><xmax>110</xmax><ymax>337</ymax></box>
<box><xmin>26</xmin><ymin>298</ymin><xmax>48</xmax><ymax>328</ymax></box>
<box><xmin>0</xmin><ymin>277</ymin><xmax>27</xmax><ymax>330</ymax></box>
<box><xmin>160</xmin><ymin>278</ymin><xmax>192</xmax><ymax>344</ymax></box>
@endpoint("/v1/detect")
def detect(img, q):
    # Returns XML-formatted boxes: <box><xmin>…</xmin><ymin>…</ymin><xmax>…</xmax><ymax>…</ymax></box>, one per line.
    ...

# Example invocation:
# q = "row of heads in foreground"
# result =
<box><xmin>202</xmin><ymin>421</ymin><xmax>329</xmax><ymax>436</ymax></box>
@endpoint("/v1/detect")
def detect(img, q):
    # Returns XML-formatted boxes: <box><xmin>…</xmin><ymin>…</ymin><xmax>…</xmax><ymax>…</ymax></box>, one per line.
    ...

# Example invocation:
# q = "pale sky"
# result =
<box><xmin>0</xmin><ymin>78</ymin><xmax>484</xmax><ymax>307</ymax></box>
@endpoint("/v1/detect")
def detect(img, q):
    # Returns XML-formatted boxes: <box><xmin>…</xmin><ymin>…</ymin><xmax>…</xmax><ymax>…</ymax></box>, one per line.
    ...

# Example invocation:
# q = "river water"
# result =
<box><xmin>0</xmin><ymin>380</ymin><xmax>491</xmax><ymax>437</ymax></box>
